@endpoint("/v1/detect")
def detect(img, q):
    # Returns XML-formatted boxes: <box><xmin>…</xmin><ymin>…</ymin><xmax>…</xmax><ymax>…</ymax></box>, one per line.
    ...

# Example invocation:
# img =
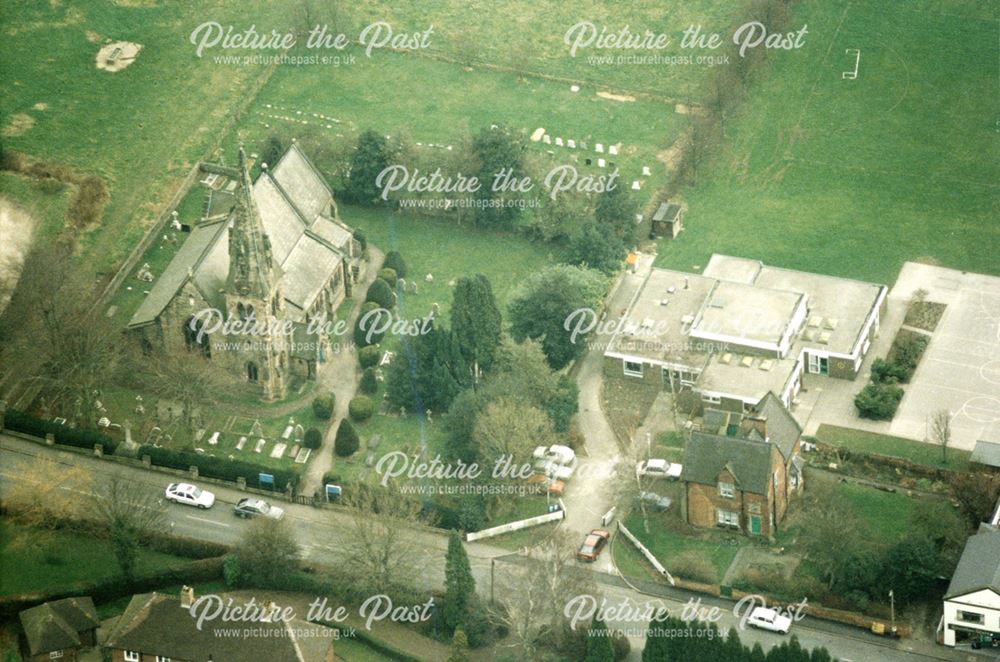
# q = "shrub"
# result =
<box><xmin>349</xmin><ymin>395</ymin><xmax>374</xmax><ymax>421</ymax></box>
<box><xmin>379</xmin><ymin>268</ymin><xmax>398</xmax><ymax>286</ymax></box>
<box><xmin>334</xmin><ymin>420</ymin><xmax>360</xmax><ymax>456</ymax></box>
<box><xmin>669</xmin><ymin>551</ymin><xmax>718</xmax><ymax>584</ymax></box>
<box><xmin>138</xmin><ymin>445</ymin><xmax>299</xmax><ymax>491</ymax></box>
<box><xmin>612</xmin><ymin>631</ymin><xmax>631</xmax><ymax>661</ymax></box>
<box><xmin>4</xmin><ymin>409</ymin><xmax>118</xmax><ymax>454</ymax></box>
<box><xmin>854</xmin><ymin>382</ymin><xmax>904</xmax><ymax>420</ymax></box>
<box><xmin>355</xmin><ymin>301</ymin><xmax>387</xmax><ymax>347</ymax></box>
<box><xmin>312</xmin><ymin>393</ymin><xmax>335</xmax><ymax>419</ymax></box>
<box><xmin>354</xmin><ymin>229</ymin><xmax>367</xmax><ymax>251</ymax></box>
<box><xmin>366</xmin><ymin>278</ymin><xmax>395</xmax><ymax>309</ymax></box>
<box><xmin>303</xmin><ymin>428</ymin><xmax>323</xmax><ymax>449</ymax></box>
<box><xmin>359</xmin><ymin>344</ymin><xmax>381</xmax><ymax>368</ymax></box>
<box><xmin>223</xmin><ymin>554</ymin><xmax>242</xmax><ymax>587</ymax></box>
<box><xmin>360</xmin><ymin>367</ymin><xmax>379</xmax><ymax>394</ymax></box>
<box><xmin>384</xmin><ymin>250</ymin><xmax>407</xmax><ymax>278</ymax></box>
<box><xmin>870</xmin><ymin>358</ymin><xmax>907</xmax><ymax>384</ymax></box>
<box><xmin>890</xmin><ymin>331</ymin><xmax>929</xmax><ymax>379</ymax></box>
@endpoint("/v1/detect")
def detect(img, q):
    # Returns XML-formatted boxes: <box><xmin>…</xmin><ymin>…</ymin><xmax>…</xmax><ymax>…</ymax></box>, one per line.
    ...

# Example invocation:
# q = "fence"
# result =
<box><xmin>465</xmin><ymin>509</ymin><xmax>565</xmax><ymax>542</ymax></box>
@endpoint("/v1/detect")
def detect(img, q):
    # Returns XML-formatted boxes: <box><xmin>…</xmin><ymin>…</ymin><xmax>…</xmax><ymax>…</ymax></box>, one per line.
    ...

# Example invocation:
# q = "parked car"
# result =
<box><xmin>165</xmin><ymin>483</ymin><xmax>215</xmax><ymax>509</ymax></box>
<box><xmin>636</xmin><ymin>459</ymin><xmax>682</xmax><ymax>480</ymax></box>
<box><xmin>636</xmin><ymin>491</ymin><xmax>672</xmax><ymax>512</ymax></box>
<box><xmin>533</xmin><ymin>457</ymin><xmax>575</xmax><ymax>481</ymax></box>
<box><xmin>233</xmin><ymin>497</ymin><xmax>284</xmax><ymax>520</ymax></box>
<box><xmin>533</xmin><ymin>444</ymin><xmax>576</xmax><ymax>466</ymax></box>
<box><xmin>971</xmin><ymin>633</ymin><xmax>1000</xmax><ymax>649</ymax></box>
<box><xmin>576</xmin><ymin>529</ymin><xmax>610</xmax><ymax>562</ymax></box>
<box><xmin>746</xmin><ymin>607</ymin><xmax>792</xmax><ymax>634</ymax></box>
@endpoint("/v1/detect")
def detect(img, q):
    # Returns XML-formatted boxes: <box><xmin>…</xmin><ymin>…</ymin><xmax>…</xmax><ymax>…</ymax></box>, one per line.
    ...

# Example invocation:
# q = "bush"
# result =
<box><xmin>669</xmin><ymin>551</ymin><xmax>718</xmax><ymax>584</ymax></box>
<box><xmin>353</xmin><ymin>229</ymin><xmax>367</xmax><ymax>251</ymax></box>
<box><xmin>138</xmin><ymin>445</ymin><xmax>299</xmax><ymax>491</ymax></box>
<box><xmin>870</xmin><ymin>358</ymin><xmax>907</xmax><ymax>384</ymax></box>
<box><xmin>359</xmin><ymin>344</ymin><xmax>381</xmax><ymax>368</ymax></box>
<box><xmin>890</xmin><ymin>331</ymin><xmax>929</xmax><ymax>379</ymax></box>
<box><xmin>4</xmin><ymin>409</ymin><xmax>118</xmax><ymax>454</ymax></box>
<box><xmin>312</xmin><ymin>393</ymin><xmax>335</xmax><ymax>419</ymax></box>
<box><xmin>303</xmin><ymin>428</ymin><xmax>323</xmax><ymax>449</ymax></box>
<box><xmin>223</xmin><ymin>554</ymin><xmax>242</xmax><ymax>587</ymax></box>
<box><xmin>360</xmin><ymin>367</ymin><xmax>379</xmax><ymax>394</ymax></box>
<box><xmin>334</xmin><ymin>420</ymin><xmax>360</xmax><ymax>457</ymax></box>
<box><xmin>612</xmin><ymin>631</ymin><xmax>631</xmax><ymax>661</ymax></box>
<box><xmin>379</xmin><ymin>268</ymin><xmax>398</xmax><ymax>286</ymax></box>
<box><xmin>854</xmin><ymin>381</ymin><xmax>904</xmax><ymax>420</ymax></box>
<box><xmin>365</xmin><ymin>278</ymin><xmax>396</xmax><ymax>309</ymax></box>
<box><xmin>384</xmin><ymin>250</ymin><xmax>407</xmax><ymax>278</ymax></box>
<box><xmin>349</xmin><ymin>395</ymin><xmax>374</xmax><ymax>421</ymax></box>
<box><xmin>355</xmin><ymin>301</ymin><xmax>387</xmax><ymax>347</ymax></box>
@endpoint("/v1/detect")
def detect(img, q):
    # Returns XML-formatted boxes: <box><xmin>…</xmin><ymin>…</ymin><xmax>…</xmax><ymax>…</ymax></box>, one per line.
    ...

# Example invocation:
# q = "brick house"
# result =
<box><xmin>104</xmin><ymin>588</ymin><xmax>336</xmax><ymax>662</ymax></box>
<box><xmin>19</xmin><ymin>596</ymin><xmax>99</xmax><ymax>662</ymax></box>
<box><xmin>681</xmin><ymin>392</ymin><xmax>804</xmax><ymax>538</ymax></box>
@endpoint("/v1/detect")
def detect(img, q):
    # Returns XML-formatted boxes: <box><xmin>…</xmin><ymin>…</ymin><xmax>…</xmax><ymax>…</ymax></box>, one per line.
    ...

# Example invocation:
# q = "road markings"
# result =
<box><xmin>184</xmin><ymin>515</ymin><xmax>231</xmax><ymax>528</ymax></box>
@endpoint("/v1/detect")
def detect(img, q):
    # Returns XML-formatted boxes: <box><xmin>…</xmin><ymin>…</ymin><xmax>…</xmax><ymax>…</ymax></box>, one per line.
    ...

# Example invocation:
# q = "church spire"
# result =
<box><xmin>227</xmin><ymin>145</ymin><xmax>277</xmax><ymax>299</ymax></box>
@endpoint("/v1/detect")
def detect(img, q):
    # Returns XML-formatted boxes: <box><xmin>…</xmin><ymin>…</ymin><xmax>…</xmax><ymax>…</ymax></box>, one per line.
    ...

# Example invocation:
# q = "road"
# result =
<box><xmin>0</xmin><ymin>434</ymin><xmax>988</xmax><ymax>661</ymax></box>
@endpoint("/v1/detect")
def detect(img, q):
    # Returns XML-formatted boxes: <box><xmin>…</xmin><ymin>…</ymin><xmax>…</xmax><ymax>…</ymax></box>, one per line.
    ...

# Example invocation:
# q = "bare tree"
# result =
<box><xmin>3</xmin><ymin>457</ymin><xmax>93</xmax><ymax>554</ymax></box>
<box><xmin>343</xmin><ymin>488</ymin><xmax>425</xmax><ymax>594</ymax></box>
<box><xmin>91</xmin><ymin>476</ymin><xmax>166</xmax><ymax>581</ymax></box>
<box><xmin>929</xmin><ymin>409</ymin><xmax>952</xmax><ymax>464</ymax></box>
<box><xmin>610</xmin><ymin>443</ymin><xmax>652</xmax><ymax>534</ymax></box>
<box><xmin>233</xmin><ymin>517</ymin><xmax>301</xmax><ymax>587</ymax></box>
<box><xmin>137</xmin><ymin>352</ymin><xmax>226</xmax><ymax>434</ymax></box>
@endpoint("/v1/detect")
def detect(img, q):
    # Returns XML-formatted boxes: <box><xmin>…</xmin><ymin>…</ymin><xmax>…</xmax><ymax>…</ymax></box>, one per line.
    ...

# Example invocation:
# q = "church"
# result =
<box><xmin>127</xmin><ymin>143</ymin><xmax>361</xmax><ymax>400</ymax></box>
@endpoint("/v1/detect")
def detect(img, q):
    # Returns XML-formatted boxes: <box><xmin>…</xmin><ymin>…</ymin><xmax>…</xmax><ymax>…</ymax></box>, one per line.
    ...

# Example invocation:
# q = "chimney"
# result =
<box><xmin>180</xmin><ymin>585</ymin><xmax>195</xmax><ymax>609</ymax></box>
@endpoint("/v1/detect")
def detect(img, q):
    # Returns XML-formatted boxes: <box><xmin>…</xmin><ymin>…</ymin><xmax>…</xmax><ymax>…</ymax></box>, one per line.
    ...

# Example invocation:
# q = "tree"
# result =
<box><xmin>877</xmin><ymin>535</ymin><xmax>942</xmax><ymax>603</ymax></box>
<box><xmin>473</xmin><ymin>398</ymin><xmax>555</xmax><ymax>467</ymax></box>
<box><xmin>482</xmin><ymin>338</ymin><xmax>578</xmax><ymax>432</ymax></box>
<box><xmin>379</xmin><ymin>267</ymin><xmax>398</xmax><ymax>285</ymax></box>
<box><xmin>348</xmin><ymin>130</ymin><xmax>393</xmax><ymax>205</ymax></box>
<box><xmin>260</xmin><ymin>134</ymin><xmax>285</xmax><ymax>168</ymax></box>
<box><xmin>141</xmin><ymin>352</ymin><xmax>226</xmax><ymax>432</ymax></box>
<box><xmin>948</xmin><ymin>472</ymin><xmax>1000</xmax><ymax>528</ymax></box>
<box><xmin>303</xmin><ymin>427</ymin><xmax>323</xmax><ymax>449</ymax></box>
<box><xmin>447</xmin><ymin>629</ymin><xmax>470</xmax><ymax>662</ymax></box>
<box><xmin>344</xmin><ymin>488</ymin><xmax>424</xmax><ymax>594</ymax></box>
<box><xmin>232</xmin><ymin>517</ymin><xmax>300</xmax><ymax>588</ymax></box>
<box><xmin>452</xmin><ymin>274</ymin><xmax>503</xmax><ymax>378</ymax></box>
<box><xmin>312</xmin><ymin>392</ymin><xmax>335</xmax><ymax>419</ymax></box>
<box><xmin>349</xmin><ymin>395</ymin><xmax>374</xmax><ymax>421</ymax></box>
<box><xmin>929</xmin><ymin>409</ymin><xmax>951</xmax><ymax>464</ymax></box>
<box><xmin>92</xmin><ymin>477</ymin><xmax>166</xmax><ymax>581</ymax></box>
<box><xmin>585</xmin><ymin>615</ymin><xmax>615</xmax><ymax>662</ymax></box>
<box><xmin>854</xmin><ymin>381</ymin><xmax>903</xmax><ymax>420</ymax></box>
<box><xmin>594</xmin><ymin>183</ymin><xmax>638</xmax><ymax>250</ymax></box>
<box><xmin>799</xmin><ymin>482</ymin><xmax>870</xmax><ymax>590</ymax></box>
<box><xmin>334</xmin><ymin>419</ymin><xmax>360</xmax><ymax>456</ymax></box>
<box><xmin>443</xmin><ymin>530</ymin><xmax>476</xmax><ymax>632</ymax></box>
<box><xmin>355</xmin><ymin>301</ymin><xmax>387</xmax><ymax>346</ymax></box>
<box><xmin>508</xmin><ymin>264</ymin><xmax>606</xmax><ymax>369</ymax></box>
<box><xmin>384</xmin><ymin>250</ymin><xmax>407</xmax><ymax>278</ymax></box>
<box><xmin>568</xmin><ymin>220</ymin><xmax>625</xmax><ymax>274</ymax></box>
<box><xmin>386</xmin><ymin>326</ymin><xmax>470</xmax><ymax>413</ymax></box>
<box><xmin>360</xmin><ymin>367</ymin><xmax>379</xmax><ymax>394</ymax></box>
<box><xmin>2</xmin><ymin>458</ymin><xmax>92</xmax><ymax>556</ymax></box>
<box><xmin>471</xmin><ymin>125</ymin><xmax>525</xmax><ymax>228</ymax></box>
<box><xmin>366</xmin><ymin>279</ymin><xmax>396</xmax><ymax>309</ymax></box>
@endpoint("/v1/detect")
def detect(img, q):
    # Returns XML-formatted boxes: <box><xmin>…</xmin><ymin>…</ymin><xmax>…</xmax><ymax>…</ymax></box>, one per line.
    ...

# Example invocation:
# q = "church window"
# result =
<box><xmin>246</xmin><ymin>362</ymin><xmax>259</xmax><ymax>382</ymax></box>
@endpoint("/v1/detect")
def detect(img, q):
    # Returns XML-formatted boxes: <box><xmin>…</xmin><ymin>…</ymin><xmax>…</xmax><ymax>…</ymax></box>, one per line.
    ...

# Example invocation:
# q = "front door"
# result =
<box><xmin>749</xmin><ymin>515</ymin><xmax>762</xmax><ymax>536</ymax></box>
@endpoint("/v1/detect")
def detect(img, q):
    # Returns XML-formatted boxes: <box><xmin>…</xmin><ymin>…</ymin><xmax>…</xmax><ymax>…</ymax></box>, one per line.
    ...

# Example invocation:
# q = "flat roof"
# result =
<box><xmin>605</xmin><ymin>269</ymin><xmax>717</xmax><ymax>366</ymax></box>
<box><xmin>697</xmin><ymin>353</ymin><xmax>797</xmax><ymax>404</ymax></box>
<box><xmin>702</xmin><ymin>254</ymin><xmax>762</xmax><ymax>284</ymax></box>
<box><xmin>691</xmin><ymin>280</ymin><xmax>803</xmax><ymax>347</ymax></box>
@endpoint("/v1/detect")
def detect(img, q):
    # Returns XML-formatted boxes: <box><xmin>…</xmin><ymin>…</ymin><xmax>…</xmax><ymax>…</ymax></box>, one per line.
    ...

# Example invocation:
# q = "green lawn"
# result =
<box><xmin>0</xmin><ymin>172</ymin><xmax>74</xmax><ymax>244</ymax></box>
<box><xmin>836</xmin><ymin>482</ymin><xmax>921</xmax><ymax>544</ymax></box>
<box><xmin>617</xmin><ymin>511</ymin><xmax>742</xmax><ymax>584</ymax></box>
<box><xmin>815</xmin><ymin>424</ymin><xmax>971</xmax><ymax>472</ymax></box>
<box><xmin>0</xmin><ymin>521</ymin><xmax>190</xmax><ymax>596</ymax></box>
<box><xmin>334</xmin><ymin>637</ymin><xmax>400</xmax><ymax>662</ymax></box>
<box><xmin>0</xmin><ymin>0</ymin><xmax>290</xmax><ymax>277</ymax></box>
<box><xmin>658</xmin><ymin>0</ymin><xmax>1000</xmax><ymax>284</ymax></box>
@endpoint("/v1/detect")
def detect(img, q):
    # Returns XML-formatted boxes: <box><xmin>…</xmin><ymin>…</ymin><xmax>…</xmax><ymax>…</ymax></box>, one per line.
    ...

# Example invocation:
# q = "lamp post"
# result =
<box><xmin>889</xmin><ymin>589</ymin><xmax>896</xmax><ymax>635</ymax></box>
<box><xmin>490</xmin><ymin>558</ymin><xmax>496</xmax><ymax>605</ymax></box>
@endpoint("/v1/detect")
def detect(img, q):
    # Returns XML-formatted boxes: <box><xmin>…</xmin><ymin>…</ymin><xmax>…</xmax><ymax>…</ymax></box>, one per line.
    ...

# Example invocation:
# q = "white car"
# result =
<box><xmin>746</xmin><ymin>607</ymin><xmax>792</xmax><ymax>634</ymax></box>
<box><xmin>636</xmin><ymin>459</ymin><xmax>683</xmax><ymax>480</ymax></box>
<box><xmin>533</xmin><ymin>444</ymin><xmax>576</xmax><ymax>466</ymax></box>
<box><xmin>533</xmin><ymin>458</ymin><xmax>576</xmax><ymax>481</ymax></box>
<box><xmin>165</xmin><ymin>482</ymin><xmax>216</xmax><ymax>509</ymax></box>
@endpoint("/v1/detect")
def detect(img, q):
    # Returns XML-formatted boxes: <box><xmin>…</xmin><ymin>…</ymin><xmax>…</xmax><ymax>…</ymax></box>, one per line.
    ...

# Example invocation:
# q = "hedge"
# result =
<box><xmin>359</xmin><ymin>344</ymin><xmax>381</xmax><ymax>368</ymax></box>
<box><xmin>4</xmin><ymin>409</ymin><xmax>118</xmax><ymax>454</ymax></box>
<box><xmin>384</xmin><ymin>251</ymin><xmax>407</xmax><ymax>278</ymax></box>
<box><xmin>349</xmin><ymin>395</ymin><xmax>374</xmax><ymax>421</ymax></box>
<box><xmin>139</xmin><ymin>445</ymin><xmax>299</xmax><ymax>491</ymax></box>
<box><xmin>312</xmin><ymin>393</ymin><xmax>335</xmax><ymax>420</ymax></box>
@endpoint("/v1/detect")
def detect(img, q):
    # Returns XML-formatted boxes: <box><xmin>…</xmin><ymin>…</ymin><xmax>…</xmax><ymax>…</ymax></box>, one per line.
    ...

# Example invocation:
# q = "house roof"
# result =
<box><xmin>19</xmin><ymin>597</ymin><xmax>98</xmax><ymax>655</ymax></box>
<box><xmin>945</xmin><ymin>524</ymin><xmax>1000</xmax><ymax>600</ymax></box>
<box><xmin>652</xmin><ymin>202</ymin><xmax>681</xmax><ymax>222</ymax></box>
<box><xmin>105</xmin><ymin>592</ymin><xmax>334</xmax><ymax>662</ymax></box>
<box><xmin>682</xmin><ymin>432</ymin><xmax>776</xmax><ymax>495</ymax></box>
<box><xmin>756</xmin><ymin>392</ymin><xmax>802</xmax><ymax>460</ymax></box>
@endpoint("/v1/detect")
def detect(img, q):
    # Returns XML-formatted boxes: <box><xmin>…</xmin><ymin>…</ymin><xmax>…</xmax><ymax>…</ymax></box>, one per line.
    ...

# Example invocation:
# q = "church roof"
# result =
<box><xmin>127</xmin><ymin>145</ymin><xmax>350</xmax><ymax>329</ymax></box>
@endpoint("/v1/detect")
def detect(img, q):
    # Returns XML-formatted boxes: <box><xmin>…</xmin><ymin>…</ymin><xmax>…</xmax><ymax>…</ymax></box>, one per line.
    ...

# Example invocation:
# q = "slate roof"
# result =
<box><xmin>756</xmin><ymin>392</ymin><xmax>802</xmax><ymax>461</ymax></box>
<box><xmin>271</xmin><ymin>142</ymin><xmax>334</xmax><ymax>224</ymax></box>
<box><xmin>945</xmin><ymin>524</ymin><xmax>1000</xmax><ymax>600</ymax></box>
<box><xmin>105</xmin><ymin>592</ymin><xmax>334</xmax><ymax>662</ymax></box>
<box><xmin>19</xmin><ymin>597</ymin><xmax>98</xmax><ymax>655</ymax></box>
<box><xmin>682</xmin><ymin>432</ymin><xmax>775</xmax><ymax>496</ymax></box>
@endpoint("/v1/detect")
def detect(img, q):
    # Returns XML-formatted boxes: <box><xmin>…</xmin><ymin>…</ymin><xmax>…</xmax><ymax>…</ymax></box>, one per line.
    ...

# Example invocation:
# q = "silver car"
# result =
<box><xmin>233</xmin><ymin>497</ymin><xmax>285</xmax><ymax>520</ymax></box>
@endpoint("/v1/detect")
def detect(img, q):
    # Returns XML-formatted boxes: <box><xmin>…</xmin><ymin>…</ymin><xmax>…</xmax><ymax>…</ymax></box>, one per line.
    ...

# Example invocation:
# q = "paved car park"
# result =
<box><xmin>890</xmin><ymin>264</ymin><xmax>1000</xmax><ymax>450</ymax></box>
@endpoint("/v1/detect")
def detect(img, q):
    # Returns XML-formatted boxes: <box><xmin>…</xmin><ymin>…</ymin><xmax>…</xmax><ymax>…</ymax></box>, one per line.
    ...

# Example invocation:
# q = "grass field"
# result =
<box><xmin>815</xmin><ymin>423</ymin><xmax>972</xmax><ymax>471</ymax></box>
<box><xmin>617</xmin><ymin>511</ymin><xmax>743</xmax><ymax>584</ymax></box>
<box><xmin>0</xmin><ymin>521</ymin><xmax>189</xmax><ymax>596</ymax></box>
<box><xmin>0</xmin><ymin>1</ymin><xmax>289</xmax><ymax>277</ymax></box>
<box><xmin>657</xmin><ymin>0</ymin><xmax>1000</xmax><ymax>284</ymax></box>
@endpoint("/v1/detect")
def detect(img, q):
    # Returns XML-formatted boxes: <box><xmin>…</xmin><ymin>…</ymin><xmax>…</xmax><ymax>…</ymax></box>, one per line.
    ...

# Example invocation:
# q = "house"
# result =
<box><xmin>104</xmin><ymin>588</ymin><xmax>336</xmax><ymax>662</ymax></box>
<box><xmin>681</xmin><ymin>392</ymin><xmax>804</xmax><ymax>538</ymax></box>
<box><xmin>941</xmin><ymin>524</ymin><xmax>1000</xmax><ymax>647</ymax></box>
<box><xmin>19</xmin><ymin>596</ymin><xmax>100</xmax><ymax>662</ymax></box>
<box><xmin>604</xmin><ymin>254</ymin><xmax>887</xmax><ymax>414</ymax></box>
<box><xmin>127</xmin><ymin>142</ymin><xmax>361</xmax><ymax>400</ymax></box>
<box><xmin>650</xmin><ymin>201</ymin><xmax>684</xmax><ymax>239</ymax></box>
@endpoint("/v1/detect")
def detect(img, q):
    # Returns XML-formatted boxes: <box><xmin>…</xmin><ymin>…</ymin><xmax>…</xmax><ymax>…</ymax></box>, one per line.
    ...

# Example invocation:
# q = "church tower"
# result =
<box><xmin>224</xmin><ymin>145</ymin><xmax>288</xmax><ymax>400</ymax></box>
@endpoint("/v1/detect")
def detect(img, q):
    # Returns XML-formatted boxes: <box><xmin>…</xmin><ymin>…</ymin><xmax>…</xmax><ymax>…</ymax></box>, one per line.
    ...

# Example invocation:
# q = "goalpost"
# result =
<box><xmin>842</xmin><ymin>48</ymin><xmax>861</xmax><ymax>80</ymax></box>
